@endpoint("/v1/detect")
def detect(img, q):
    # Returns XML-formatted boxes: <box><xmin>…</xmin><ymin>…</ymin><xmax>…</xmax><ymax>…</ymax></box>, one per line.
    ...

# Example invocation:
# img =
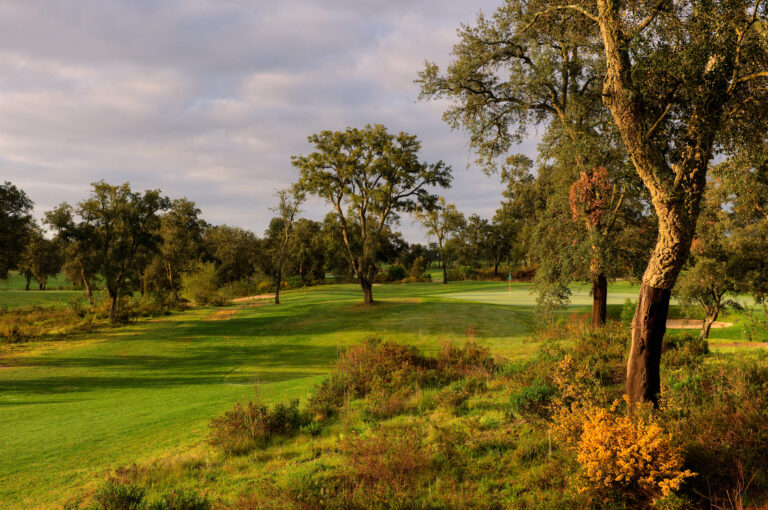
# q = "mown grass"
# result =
<box><xmin>0</xmin><ymin>271</ymin><xmax>84</xmax><ymax>309</ymax></box>
<box><xmin>0</xmin><ymin>279</ymin><xmax>764</xmax><ymax>508</ymax></box>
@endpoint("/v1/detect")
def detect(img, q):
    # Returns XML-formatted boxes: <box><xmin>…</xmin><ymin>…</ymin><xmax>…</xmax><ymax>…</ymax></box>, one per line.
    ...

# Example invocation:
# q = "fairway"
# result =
<box><xmin>0</xmin><ymin>280</ymin><xmax>754</xmax><ymax>508</ymax></box>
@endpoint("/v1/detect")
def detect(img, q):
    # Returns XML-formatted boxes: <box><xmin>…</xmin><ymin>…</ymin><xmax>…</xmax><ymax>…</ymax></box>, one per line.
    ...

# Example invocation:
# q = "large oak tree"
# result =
<box><xmin>422</xmin><ymin>0</ymin><xmax>768</xmax><ymax>403</ymax></box>
<box><xmin>293</xmin><ymin>124</ymin><xmax>452</xmax><ymax>304</ymax></box>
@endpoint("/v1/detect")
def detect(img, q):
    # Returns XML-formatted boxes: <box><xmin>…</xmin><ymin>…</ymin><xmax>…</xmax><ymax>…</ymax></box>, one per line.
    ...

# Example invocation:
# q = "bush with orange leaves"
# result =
<box><xmin>553</xmin><ymin>396</ymin><xmax>694</xmax><ymax>506</ymax></box>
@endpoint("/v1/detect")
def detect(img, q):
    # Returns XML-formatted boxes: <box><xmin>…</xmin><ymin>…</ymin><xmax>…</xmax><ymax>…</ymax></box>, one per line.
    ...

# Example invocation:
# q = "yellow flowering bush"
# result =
<box><xmin>557</xmin><ymin>397</ymin><xmax>695</xmax><ymax>504</ymax></box>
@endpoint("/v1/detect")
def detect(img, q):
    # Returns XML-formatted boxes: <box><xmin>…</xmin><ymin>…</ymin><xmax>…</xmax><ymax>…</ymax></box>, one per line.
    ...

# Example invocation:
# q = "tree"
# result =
<box><xmin>203</xmin><ymin>225</ymin><xmax>259</xmax><ymax>286</ymax></box>
<box><xmin>45</xmin><ymin>204</ymin><xmax>100</xmax><ymax>304</ymax></box>
<box><xmin>286</xmin><ymin>218</ymin><xmax>326</xmax><ymax>285</ymax></box>
<box><xmin>258</xmin><ymin>188</ymin><xmax>305</xmax><ymax>304</ymax></box>
<box><xmin>48</xmin><ymin>181</ymin><xmax>169</xmax><ymax>322</ymax></box>
<box><xmin>418</xmin><ymin>0</ymin><xmax>649</xmax><ymax>326</ymax></box>
<box><xmin>675</xmin><ymin>197</ymin><xmax>740</xmax><ymax>339</ymax></box>
<box><xmin>293</xmin><ymin>124</ymin><xmax>452</xmax><ymax>303</ymax></box>
<box><xmin>677</xmin><ymin>148</ymin><xmax>768</xmax><ymax>339</ymax></box>
<box><xmin>423</xmin><ymin>0</ymin><xmax>768</xmax><ymax>403</ymax></box>
<box><xmin>153</xmin><ymin>199</ymin><xmax>206</xmax><ymax>304</ymax></box>
<box><xmin>24</xmin><ymin>231</ymin><xmax>63</xmax><ymax>290</ymax></box>
<box><xmin>0</xmin><ymin>181</ymin><xmax>35</xmax><ymax>280</ymax></box>
<box><xmin>414</xmin><ymin>197</ymin><xmax>465</xmax><ymax>283</ymax></box>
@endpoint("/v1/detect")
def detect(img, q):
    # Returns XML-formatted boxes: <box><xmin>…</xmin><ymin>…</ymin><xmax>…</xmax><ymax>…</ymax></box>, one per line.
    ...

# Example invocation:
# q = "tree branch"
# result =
<box><xmin>523</xmin><ymin>5</ymin><xmax>598</xmax><ymax>33</ymax></box>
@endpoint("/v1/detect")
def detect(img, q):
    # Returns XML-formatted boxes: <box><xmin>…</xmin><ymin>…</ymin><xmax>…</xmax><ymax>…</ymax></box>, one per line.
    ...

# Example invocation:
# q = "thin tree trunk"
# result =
<box><xmin>25</xmin><ymin>275</ymin><xmax>31</xmax><ymax>290</ymax></box>
<box><xmin>360</xmin><ymin>277</ymin><xmax>374</xmax><ymax>304</ymax></box>
<box><xmin>701</xmin><ymin>307</ymin><xmax>719</xmax><ymax>340</ymax></box>
<box><xmin>627</xmin><ymin>284</ymin><xmax>671</xmax><ymax>405</ymax></box>
<box><xmin>442</xmin><ymin>259</ymin><xmax>448</xmax><ymax>284</ymax></box>
<box><xmin>591</xmin><ymin>273</ymin><xmax>608</xmax><ymax>327</ymax></box>
<box><xmin>274</xmin><ymin>271</ymin><xmax>281</xmax><ymax>305</ymax></box>
<box><xmin>109</xmin><ymin>292</ymin><xmax>119</xmax><ymax>323</ymax></box>
<box><xmin>80</xmin><ymin>265</ymin><xmax>93</xmax><ymax>305</ymax></box>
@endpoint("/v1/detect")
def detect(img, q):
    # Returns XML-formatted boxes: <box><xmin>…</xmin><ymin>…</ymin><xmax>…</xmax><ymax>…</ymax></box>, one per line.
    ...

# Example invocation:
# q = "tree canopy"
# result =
<box><xmin>293</xmin><ymin>124</ymin><xmax>452</xmax><ymax>303</ymax></box>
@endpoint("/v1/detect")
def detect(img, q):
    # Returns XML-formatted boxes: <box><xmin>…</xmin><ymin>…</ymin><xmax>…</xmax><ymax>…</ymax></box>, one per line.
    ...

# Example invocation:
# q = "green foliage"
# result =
<box><xmin>384</xmin><ymin>264</ymin><xmax>405</xmax><ymax>282</ymax></box>
<box><xmin>144</xmin><ymin>488</ymin><xmax>210</xmax><ymax>510</ymax></box>
<box><xmin>293</xmin><ymin>124</ymin><xmax>452</xmax><ymax>302</ymax></box>
<box><xmin>181</xmin><ymin>263</ymin><xmax>224</xmax><ymax>306</ymax></box>
<box><xmin>662</xmin><ymin>333</ymin><xmax>709</xmax><ymax>371</ymax></box>
<box><xmin>510</xmin><ymin>378</ymin><xmax>557</xmax><ymax>419</ymax></box>
<box><xmin>208</xmin><ymin>392</ymin><xmax>308</xmax><ymax>455</ymax></box>
<box><xmin>91</xmin><ymin>481</ymin><xmax>144</xmax><ymax>510</ymax></box>
<box><xmin>620</xmin><ymin>298</ymin><xmax>636</xmax><ymax>326</ymax></box>
<box><xmin>0</xmin><ymin>181</ymin><xmax>35</xmax><ymax>280</ymax></box>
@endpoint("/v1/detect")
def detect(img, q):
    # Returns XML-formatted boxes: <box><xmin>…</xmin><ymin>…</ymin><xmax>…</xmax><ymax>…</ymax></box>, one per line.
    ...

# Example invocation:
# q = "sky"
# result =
<box><xmin>0</xmin><ymin>0</ymin><xmax>538</xmax><ymax>242</ymax></box>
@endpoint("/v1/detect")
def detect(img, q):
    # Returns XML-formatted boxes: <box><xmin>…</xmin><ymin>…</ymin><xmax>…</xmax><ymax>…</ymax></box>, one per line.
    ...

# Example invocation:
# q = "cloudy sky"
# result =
<box><xmin>0</xmin><ymin>0</ymin><xmax>537</xmax><ymax>241</ymax></box>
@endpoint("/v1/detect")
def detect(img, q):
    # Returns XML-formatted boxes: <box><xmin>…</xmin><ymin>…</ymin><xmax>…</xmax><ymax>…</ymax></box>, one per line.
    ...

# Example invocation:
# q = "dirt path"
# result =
<box><xmin>666</xmin><ymin>319</ymin><xmax>733</xmax><ymax>329</ymax></box>
<box><xmin>204</xmin><ymin>309</ymin><xmax>238</xmax><ymax>321</ymax></box>
<box><xmin>231</xmin><ymin>294</ymin><xmax>273</xmax><ymax>303</ymax></box>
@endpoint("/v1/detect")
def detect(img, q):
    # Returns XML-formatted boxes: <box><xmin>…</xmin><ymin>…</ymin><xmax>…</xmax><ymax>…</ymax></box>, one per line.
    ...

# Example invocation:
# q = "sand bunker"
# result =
<box><xmin>666</xmin><ymin>319</ymin><xmax>733</xmax><ymax>329</ymax></box>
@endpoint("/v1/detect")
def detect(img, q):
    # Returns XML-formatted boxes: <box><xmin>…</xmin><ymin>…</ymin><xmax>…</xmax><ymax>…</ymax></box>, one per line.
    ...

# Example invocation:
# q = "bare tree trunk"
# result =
<box><xmin>24</xmin><ymin>274</ymin><xmax>31</xmax><ymax>290</ymax></box>
<box><xmin>627</xmin><ymin>284</ymin><xmax>671</xmax><ymax>405</ymax></box>
<box><xmin>701</xmin><ymin>307</ymin><xmax>719</xmax><ymax>340</ymax></box>
<box><xmin>274</xmin><ymin>271</ymin><xmax>282</xmax><ymax>305</ymax></box>
<box><xmin>442</xmin><ymin>259</ymin><xmax>448</xmax><ymax>284</ymax></box>
<box><xmin>109</xmin><ymin>291</ymin><xmax>119</xmax><ymax>323</ymax></box>
<box><xmin>591</xmin><ymin>273</ymin><xmax>608</xmax><ymax>327</ymax></box>
<box><xmin>80</xmin><ymin>265</ymin><xmax>93</xmax><ymax>305</ymax></box>
<box><xmin>360</xmin><ymin>277</ymin><xmax>374</xmax><ymax>304</ymax></box>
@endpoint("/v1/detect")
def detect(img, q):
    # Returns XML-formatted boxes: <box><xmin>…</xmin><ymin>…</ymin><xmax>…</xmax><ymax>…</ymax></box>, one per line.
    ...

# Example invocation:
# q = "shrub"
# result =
<box><xmin>144</xmin><ymin>488</ymin><xmax>210</xmax><ymax>510</ymax></box>
<box><xmin>285</xmin><ymin>276</ymin><xmax>304</xmax><ymax>289</ymax></box>
<box><xmin>742</xmin><ymin>306</ymin><xmax>768</xmax><ymax>342</ymax></box>
<box><xmin>208</xmin><ymin>391</ymin><xmax>308</xmax><ymax>455</ymax></box>
<box><xmin>458</xmin><ymin>266</ymin><xmax>476</xmax><ymax>280</ymax></box>
<box><xmin>257</xmin><ymin>280</ymin><xmax>274</xmax><ymax>294</ymax></box>
<box><xmin>435</xmin><ymin>341</ymin><xmax>495</xmax><ymax>380</ymax></box>
<box><xmin>181</xmin><ymin>263</ymin><xmax>222</xmax><ymax>306</ymax></box>
<box><xmin>339</xmin><ymin>425</ymin><xmax>430</xmax><ymax>492</ymax></box>
<box><xmin>662</xmin><ymin>333</ymin><xmax>708</xmax><ymax>370</ymax></box>
<box><xmin>385</xmin><ymin>264</ymin><xmax>406</xmax><ymax>282</ymax></box>
<box><xmin>661</xmin><ymin>360</ymin><xmax>768</xmax><ymax>506</ymax></box>
<box><xmin>620</xmin><ymin>298</ymin><xmax>636</xmax><ymax>326</ymax></box>
<box><xmin>91</xmin><ymin>481</ymin><xmax>145</xmax><ymax>510</ymax></box>
<box><xmin>510</xmin><ymin>378</ymin><xmax>557</xmax><ymax>419</ymax></box>
<box><xmin>409</xmin><ymin>257</ymin><xmax>426</xmax><ymax>279</ymax></box>
<box><xmin>555</xmin><ymin>398</ymin><xmax>694</xmax><ymax>505</ymax></box>
<box><xmin>306</xmin><ymin>337</ymin><xmax>434</xmax><ymax>419</ymax></box>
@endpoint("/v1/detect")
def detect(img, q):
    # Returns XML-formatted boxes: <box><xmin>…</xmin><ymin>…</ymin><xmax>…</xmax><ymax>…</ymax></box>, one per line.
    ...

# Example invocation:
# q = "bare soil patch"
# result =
<box><xmin>231</xmin><ymin>294</ymin><xmax>273</xmax><ymax>303</ymax></box>
<box><xmin>204</xmin><ymin>309</ymin><xmax>238</xmax><ymax>321</ymax></box>
<box><xmin>666</xmin><ymin>319</ymin><xmax>733</xmax><ymax>329</ymax></box>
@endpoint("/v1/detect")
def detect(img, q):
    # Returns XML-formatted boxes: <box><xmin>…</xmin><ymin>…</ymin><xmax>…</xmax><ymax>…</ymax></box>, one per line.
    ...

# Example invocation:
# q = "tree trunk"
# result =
<box><xmin>360</xmin><ymin>277</ymin><xmax>374</xmax><ymax>304</ymax></box>
<box><xmin>275</xmin><ymin>275</ymin><xmax>283</xmax><ymax>305</ymax></box>
<box><xmin>109</xmin><ymin>292</ymin><xmax>119</xmax><ymax>323</ymax></box>
<box><xmin>80</xmin><ymin>265</ymin><xmax>93</xmax><ymax>305</ymax></box>
<box><xmin>25</xmin><ymin>275</ymin><xmax>31</xmax><ymax>290</ymax></box>
<box><xmin>627</xmin><ymin>284</ymin><xmax>671</xmax><ymax>406</ymax></box>
<box><xmin>701</xmin><ymin>307</ymin><xmax>719</xmax><ymax>340</ymax></box>
<box><xmin>591</xmin><ymin>273</ymin><xmax>608</xmax><ymax>327</ymax></box>
<box><xmin>494</xmin><ymin>262</ymin><xmax>499</xmax><ymax>276</ymax></box>
<box><xmin>442</xmin><ymin>259</ymin><xmax>448</xmax><ymax>284</ymax></box>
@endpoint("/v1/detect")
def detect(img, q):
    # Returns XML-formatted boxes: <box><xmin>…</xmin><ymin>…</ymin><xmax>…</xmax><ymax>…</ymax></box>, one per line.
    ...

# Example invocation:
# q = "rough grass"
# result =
<box><xmin>0</xmin><ymin>279</ymin><xmax>763</xmax><ymax>508</ymax></box>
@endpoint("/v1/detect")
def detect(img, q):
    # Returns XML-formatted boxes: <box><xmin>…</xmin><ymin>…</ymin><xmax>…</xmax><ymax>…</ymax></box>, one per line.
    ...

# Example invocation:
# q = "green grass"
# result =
<box><xmin>1</xmin><ymin>271</ymin><xmax>84</xmax><ymax>310</ymax></box>
<box><xmin>0</xmin><ymin>279</ymin><xmax>762</xmax><ymax>508</ymax></box>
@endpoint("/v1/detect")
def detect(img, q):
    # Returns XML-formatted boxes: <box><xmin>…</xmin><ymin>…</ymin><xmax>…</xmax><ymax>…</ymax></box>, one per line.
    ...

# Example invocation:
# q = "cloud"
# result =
<box><xmin>0</xmin><ymin>0</ymin><xmax>531</xmax><ymax>241</ymax></box>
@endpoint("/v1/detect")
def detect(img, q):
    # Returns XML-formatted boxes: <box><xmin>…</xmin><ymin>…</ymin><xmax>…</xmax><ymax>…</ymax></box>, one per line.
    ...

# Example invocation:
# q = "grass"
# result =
<box><xmin>0</xmin><ymin>279</ymin><xmax>763</xmax><ymax>508</ymax></box>
<box><xmin>0</xmin><ymin>271</ymin><xmax>84</xmax><ymax>310</ymax></box>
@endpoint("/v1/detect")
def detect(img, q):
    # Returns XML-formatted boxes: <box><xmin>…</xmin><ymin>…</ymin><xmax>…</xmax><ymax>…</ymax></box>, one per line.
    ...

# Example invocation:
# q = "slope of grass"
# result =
<box><xmin>0</xmin><ymin>280</ymin><xmax>761</xmax><ymax>508</ymax></box>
